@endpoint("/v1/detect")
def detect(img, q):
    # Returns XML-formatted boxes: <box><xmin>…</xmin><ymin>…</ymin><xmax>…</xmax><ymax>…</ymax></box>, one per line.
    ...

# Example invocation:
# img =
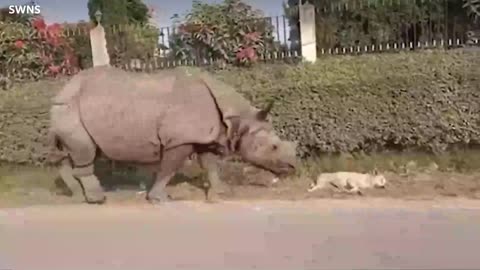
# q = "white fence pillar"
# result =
<box><xmin>299</xmin><ymin>2</ymin><xmax>317</xmax><ymax>63</ymax></box>
<box><xmin>89</xmin><ymin>10</ymin><xmax>110</xmax><ymax>67</ymax></box>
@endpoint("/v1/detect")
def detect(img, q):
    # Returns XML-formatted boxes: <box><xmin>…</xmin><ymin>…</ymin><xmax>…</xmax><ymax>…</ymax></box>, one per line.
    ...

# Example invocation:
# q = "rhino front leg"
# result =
<box><xmin>197</xmin><ymin>152</ymin><xmax>230</xmax><ymax>203</ymax></box>
<box><xmin>147</xmin><ymin>144</ymin><xmax>194</xmax><ymax>204</ymax></box>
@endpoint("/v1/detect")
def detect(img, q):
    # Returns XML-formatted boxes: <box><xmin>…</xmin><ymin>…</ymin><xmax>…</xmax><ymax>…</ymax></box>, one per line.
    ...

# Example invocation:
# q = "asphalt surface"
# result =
<box><xmin>1</xmin><ymin>199</ymin><xmax>480</xmax><ymax>270</ymax></box>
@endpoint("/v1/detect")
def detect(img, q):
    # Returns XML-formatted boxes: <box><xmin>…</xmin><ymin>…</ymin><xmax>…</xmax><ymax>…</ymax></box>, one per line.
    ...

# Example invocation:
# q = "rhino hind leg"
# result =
<box><xmin>147</xmin><ymin>144</ymin><xmax>194</xmax><ymax>204</ymax></box>
<box><xmin>51</xmin><ymin>113</ymin><xmax>105</xmax><ymax>204</ymax></box>
<box><xmin>54</xmin><ymin>145</ymin><xmax>105</xmax><ymax>204</ymax></box>
<box><xmin>56</xmin><ymin>158</ymin><xmax>80</xmax><ymax>196</ymax></box>
<box><xmin>72</xmin><ymin>163</ymin><xmax>106</xmax><ymax>204</ymax></box>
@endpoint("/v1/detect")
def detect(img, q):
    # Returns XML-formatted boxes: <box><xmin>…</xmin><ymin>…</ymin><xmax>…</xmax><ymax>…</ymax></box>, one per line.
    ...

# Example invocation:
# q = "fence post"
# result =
<box><xmin>299</xmin><ymin>2</ymin><xmax>317</xmax><ymax>63</ymax></box>
<box><xmin>89</xmin><ymin>10</ymin><xmax>110</xmax><ymax>67</ymax></box>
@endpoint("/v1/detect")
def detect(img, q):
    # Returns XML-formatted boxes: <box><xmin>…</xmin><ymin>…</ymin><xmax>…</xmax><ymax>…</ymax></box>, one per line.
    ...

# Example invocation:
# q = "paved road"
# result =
<box><xmin>2</xmin><ymin>199</ymin><xmax>480</xmax><ymax>270</ymax></box>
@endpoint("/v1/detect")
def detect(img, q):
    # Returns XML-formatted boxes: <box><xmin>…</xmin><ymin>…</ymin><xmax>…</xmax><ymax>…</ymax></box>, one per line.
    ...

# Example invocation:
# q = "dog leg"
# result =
<box><xmin>308</xmin><ymin>178</ymin><xmax>327</xmax><ymax>192</ymax></box>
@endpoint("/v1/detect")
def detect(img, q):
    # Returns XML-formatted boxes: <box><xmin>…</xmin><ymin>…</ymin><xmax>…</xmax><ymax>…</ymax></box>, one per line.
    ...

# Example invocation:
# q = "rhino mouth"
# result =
<box><xmin>253</xmin><ymin>162</ymin><xmax>296</xmax><ymax>177</ymax></box>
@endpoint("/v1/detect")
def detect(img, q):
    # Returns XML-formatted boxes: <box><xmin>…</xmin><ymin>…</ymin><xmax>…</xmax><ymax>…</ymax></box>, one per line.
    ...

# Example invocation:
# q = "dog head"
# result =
<box><xmin>371</xmin><ymin>169</ymin><xmax>387</xmax><ymax>188</ymax></box>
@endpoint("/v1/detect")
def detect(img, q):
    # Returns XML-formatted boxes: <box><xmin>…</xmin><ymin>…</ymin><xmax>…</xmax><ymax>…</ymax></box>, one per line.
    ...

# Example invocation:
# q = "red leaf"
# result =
<box><xmin>14</xmin><ymin>40</ymin><xmax>25</xmax><ymax>49</ymax></box>
<box><xmin>48</xmin><ymin>65</ymin><xmax>60</xmax><ymax>75</ymax></box>
<box><xmin>47</xmin><ymin>23</ymin><xmax>62</xmax><ymax>35</ymax></box>
<box><xmin>41</xmin><ymin>54</ymin><xmax>52</xmax><ymax>64</ymax></box>
<box><xmin>47</xmin><ymin>36</ymin><xmax>62</xmax><ymax>47</ymax></box>
<box><xmin>236</xmin><ymin>48</ymin><xmax>246</xmax><ymax>60</ymax></box>
<box><xmin>32</xmin><ymin>17</ymin><xmax>46</xmax><ymax>30</ymax></box>
<box><xmin>245</xmin><ymin>46</ymin><xmax>256</xmax><ymax>60</ymax></box>
<box><xmin>245</xmin><ymin>32</ymin><xmax>260</xmax><ymax>42</ymax></box>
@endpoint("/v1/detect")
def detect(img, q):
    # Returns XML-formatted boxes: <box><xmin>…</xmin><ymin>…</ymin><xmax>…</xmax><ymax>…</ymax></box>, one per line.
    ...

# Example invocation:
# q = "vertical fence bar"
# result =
<box><xmin>413</xmin><ymin>0</ymin><xmax>417</xmax><ymax>50</ymax></box>
<box><xmin>444</xmin><ymin>0</ymin><xmax>448</xmax><ymax>48</ymax></box>
<box><xmin>282</xmin><ymin>15</ymin><xmax>288</xmax><ymax>52</ymax></box>
<box><xmin>275</xmin><ymin>15</ymin><xmax>280</xmax><ymax>54</ymax></box>
<box><xmin>453</xmin><ymin>15</ymin><xmax>457</xmax><ymax>47</ymax></box>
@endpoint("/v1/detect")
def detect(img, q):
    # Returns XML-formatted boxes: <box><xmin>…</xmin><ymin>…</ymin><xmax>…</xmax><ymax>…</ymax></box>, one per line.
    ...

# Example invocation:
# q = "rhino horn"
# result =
<box><xmin>256</xmin><ymin>100</ymin><xmax>274</xmax><ymax>121</ymax></box>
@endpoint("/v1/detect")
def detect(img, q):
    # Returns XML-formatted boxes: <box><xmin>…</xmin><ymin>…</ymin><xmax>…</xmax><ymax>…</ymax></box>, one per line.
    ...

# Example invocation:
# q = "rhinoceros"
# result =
<box><xmin>48</xmin><ymin>65</ymin><xmax>298</xmax><ymax>204</ymax></box>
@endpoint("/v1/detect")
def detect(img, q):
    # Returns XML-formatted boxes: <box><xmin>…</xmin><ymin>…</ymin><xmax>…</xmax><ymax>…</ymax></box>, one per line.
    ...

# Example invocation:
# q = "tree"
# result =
<box><xmin>88</xmin><ymin>0</ymin><xmax>128</xmax><ymax>25</ymax></box>
<box><xmin>87</xmin><ymin>0</ymin><xmax>150</xmax><ymax>25</ymax></box>
<box><xmin>126</xmin><ymin>0</ymin><xmax>150</xmax><ymax>24</ymax></box>
<box><xmin>87</xmin><ymin>0</ymin><xmax>159</xmax><ymax>66</ymax></box>
<box><xmin>463</xmin><ymin>0</ymin><xmax>480</xmax><ymax>23</ymax></box>
<box><xmin>0</xmin><ymin>1</ymin><xmax>37</xmax><ymax>24</ymax></box>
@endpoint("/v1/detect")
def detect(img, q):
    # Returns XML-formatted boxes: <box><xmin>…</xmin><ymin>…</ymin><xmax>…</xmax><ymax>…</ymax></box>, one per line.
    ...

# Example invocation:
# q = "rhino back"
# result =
<box><xmin>53</xmin><ymin>68</ymin><xmax>99</xmax><ymax>104</ymax></box>
<box><xmin>77</xmin><ymin>67</ymin><xmax>222</xmax><ymax>162</ymax></box>
<box><xmin>175</xmin><ymin>67</ymin><xmax>255</xmax><ymax>118</ymax></box>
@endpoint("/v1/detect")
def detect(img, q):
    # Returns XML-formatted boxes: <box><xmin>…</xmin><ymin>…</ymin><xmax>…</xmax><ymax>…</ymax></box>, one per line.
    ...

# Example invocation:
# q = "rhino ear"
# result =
<box><xmin>224</xmin><ymin>115</ymin><xmax>249</xmax><ymax>152</ymax></box>
<box><xmin>224</xmin><ymin>115</ymin><xmax>240</xmax><ymax>135</ymax></box>
<box><xmin>256</xmin><ymin>100</ymin><xmax>274</xmax><ymax>121</ymax></box>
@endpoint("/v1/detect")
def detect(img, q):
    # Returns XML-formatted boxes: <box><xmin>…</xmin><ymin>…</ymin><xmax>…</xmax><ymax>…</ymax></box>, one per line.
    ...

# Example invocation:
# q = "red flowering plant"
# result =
<box><xmin>30</xmin><ymin>17</ymin><xmax>79</xmax><ymax>77</ymax></box>
<box><xmin>169</xmin><ymin>0</ymin><xmax>274</xmax><ymax>67</ymax></box>
<box><xmin>235</xmin><ymin>31</ymin><xmax>262</xmax><ymax>66</ymax></box>
<box><xmin>0</xmin><ymin>16</ymin><xmax>79</xmax><ymax>82</ymax></box>
<box><xmin>0</xmin><ymin>20</ymin><xmax>41</xmax><ymax>80</ymax></box>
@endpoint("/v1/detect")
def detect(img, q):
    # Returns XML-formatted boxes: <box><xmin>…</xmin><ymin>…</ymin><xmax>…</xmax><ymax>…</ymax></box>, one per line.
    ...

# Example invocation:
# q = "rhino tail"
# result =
<box><xmin>45</xmin><ymin>130</ymin><xmax>68</xmax><ymax>165</ymax></box>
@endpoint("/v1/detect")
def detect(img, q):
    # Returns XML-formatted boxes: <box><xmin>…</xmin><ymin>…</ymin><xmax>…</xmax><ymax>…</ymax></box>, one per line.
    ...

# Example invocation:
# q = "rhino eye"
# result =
<box><xmin>271</xmin><ymin>144</ymin><xmax>278</xmax><ymax>151</ymax></box>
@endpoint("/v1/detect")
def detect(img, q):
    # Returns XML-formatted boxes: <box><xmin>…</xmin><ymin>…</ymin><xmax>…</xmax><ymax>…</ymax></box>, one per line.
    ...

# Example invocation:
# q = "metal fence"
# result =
<box><xmin>101</xmin><ymin>15</ymin><xmax>299</xmax><ymax>72</ymax></box>
<box><xmin>303</xmin><ymin>0</ymin><xmax>479</xmax><ymax>56</ymax></box>
<box><xmin>105</xmin><ymin>0</ymin><xmax>478</xmax><ymax>71</ymax></box>
<box><xmin>1</xmin><ymin>0</ymin><xmax>479</xmax><ymax>81</ymax></box>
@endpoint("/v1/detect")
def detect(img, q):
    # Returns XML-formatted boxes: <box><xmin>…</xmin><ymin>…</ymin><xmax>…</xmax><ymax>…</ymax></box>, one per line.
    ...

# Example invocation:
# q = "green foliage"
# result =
<box><xmin>63</xmin><ymin>21</ymin><xmax>94</xmax><ymax>69</ymax></box>
<box><xmin>106</xmin><ymin>24</ymin><xmax>160</xmax><ymax>66</ymax></box>
<box><xmin>88</xmin><ymin>0</ymin><xmax>128</xmax><ymax>25</ymax></box>
<box><xmin>0</xmin><ymin>79</ymin><xmax>66</xmax><ymax>165</ymax></box>
<box><xmin>0</xmin><ymin>2</ymin><xmax>36</xmax><ymax>24</ymax></box>
<box><xmin>126</xmin><ymin>0</ymin><xmax>150</xmax><ymax>24</ymax></box>
<box><xmin>0</xmin><ymin>21</ymin><xmax>42</xmax><ymax>80</ymax></box>
<box><xmin>2</xmin><ymin>50</ymin><xmax>479</xmax><ymax>165</ymax></box>
<box><xmin>87</xmin><ymin>0</ymin><xmax>159</xmax><ymax>65</ymax></box>
<box><xmin>463</xmin><ymin>0</ymin><xmax>480</xmax><ymax>23</ymax></box>
<box><xmin>214</xmin><ymin>50</ymin><xmax>480</xmax><ymax>157</ymax></box>
<box><xmin>169</xmin><ymin>0</ymin><xmax>275</xmax><ymax>66</ymax></box>
<box><xmin>87</xmin><ymin>0</ymin><xmax>151</xmax><ymax>25</ymax></box>
<box><xmin>284</xmin><ymin>0</ymin><xmax>470</xmax><ymax>52</ymax></box>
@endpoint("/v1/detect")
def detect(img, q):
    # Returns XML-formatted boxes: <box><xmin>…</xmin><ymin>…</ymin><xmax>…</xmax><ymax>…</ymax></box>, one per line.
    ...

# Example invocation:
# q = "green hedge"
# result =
<box><xmin>1</xmin><ymin>49</ymin><xmax>479</xmax><ymax>165</ymax></box>
<box><xmin>214</xmin><ymin>49</ymin><xmax>480</xmax><ymax>157</ymax></box>
<box><xmin>0</xmin><ymin>79</ymin><xmax>67</xmax><ymax>165</ymax></box>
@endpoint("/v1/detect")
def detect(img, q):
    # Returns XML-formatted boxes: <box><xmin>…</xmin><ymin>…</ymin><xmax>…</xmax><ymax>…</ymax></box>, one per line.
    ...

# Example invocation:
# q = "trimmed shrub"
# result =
<box><xmin>0</xmin><ymin>78</ymin><xmax>68</xmax><ymax>165</ymax></box>
<box><xmin>1</xmin><ymin>49</ymin><xmax>479</xmax><ymax>165</ymax></box>
<box><xmin>214</xmin><ymin>49</ymin><xmax>480</xmax><ymax>157</ymax></box>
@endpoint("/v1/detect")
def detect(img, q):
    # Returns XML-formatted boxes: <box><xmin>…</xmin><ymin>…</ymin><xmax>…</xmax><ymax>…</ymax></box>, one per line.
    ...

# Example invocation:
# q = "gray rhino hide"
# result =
<box><xmin>174</xmin><ymin>67</ymin><xmax>254</xmax><ymax>118</ymax></box>
<box><xmin>76</xmin><ymin>66</ymin><xmax>224</xmax><ymax>162</ymax></box>
<box><xmin>174</xmin><ymin>67</ymin><xmax>259</xmax><ymax>141</ymax></box>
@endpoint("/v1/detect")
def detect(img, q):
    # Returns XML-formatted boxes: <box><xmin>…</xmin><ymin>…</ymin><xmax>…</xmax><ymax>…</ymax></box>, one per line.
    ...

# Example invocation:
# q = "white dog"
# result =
<box><xmin>308</xmin><ymin>169</ymin><xmax>387</xmax><ymax>194</ymax></box>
